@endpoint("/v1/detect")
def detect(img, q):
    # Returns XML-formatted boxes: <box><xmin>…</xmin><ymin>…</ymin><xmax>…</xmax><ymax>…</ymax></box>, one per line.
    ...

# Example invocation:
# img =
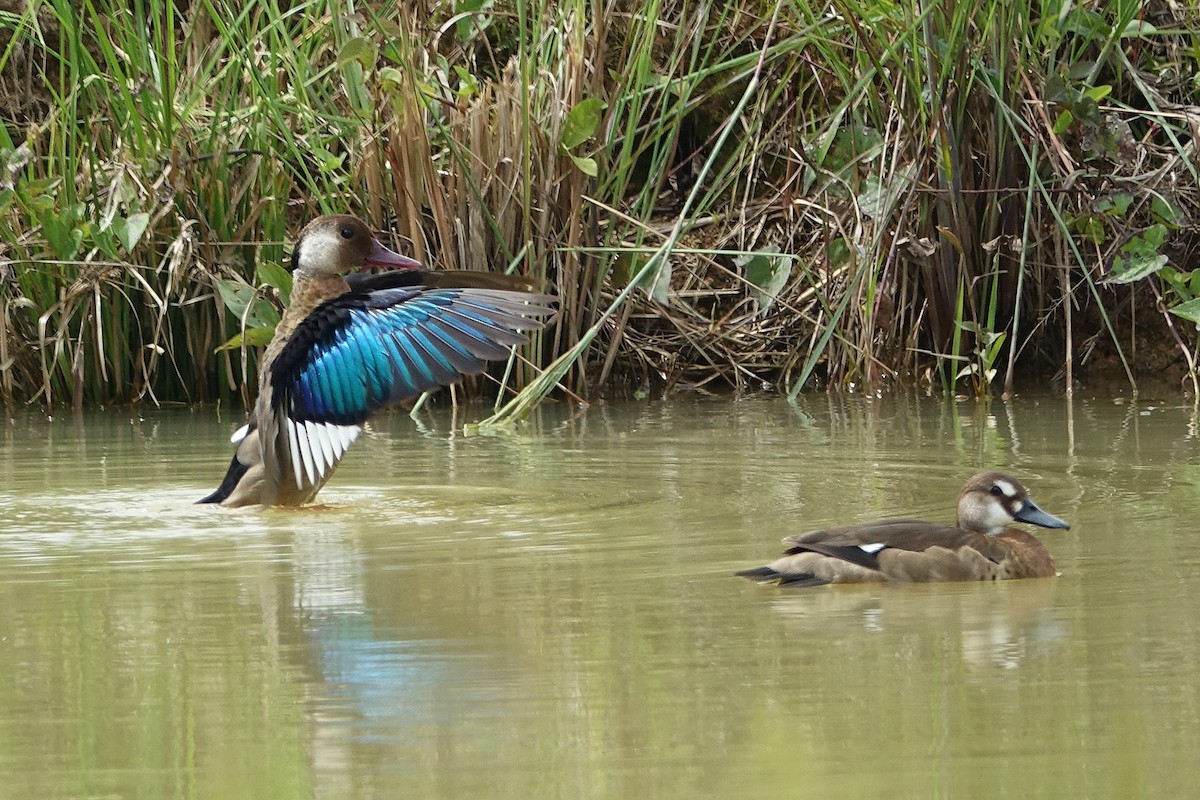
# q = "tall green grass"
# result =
<box><xmin>1</xmin><ymin>0</ymin><xmax>1197</xmax><ymax>414</ymax></box>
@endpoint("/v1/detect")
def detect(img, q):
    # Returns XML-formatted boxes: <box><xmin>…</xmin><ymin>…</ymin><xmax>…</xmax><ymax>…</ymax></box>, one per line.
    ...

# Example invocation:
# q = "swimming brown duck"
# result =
<box><xmin>199</xmin><ymin>214</ymin><xmax>554</xmax><ymax>508</ymax></box>
<box><xmin>737</xmin><ymin>472</ymin><xmax>1070</xmax><ymax>586</ymax></box>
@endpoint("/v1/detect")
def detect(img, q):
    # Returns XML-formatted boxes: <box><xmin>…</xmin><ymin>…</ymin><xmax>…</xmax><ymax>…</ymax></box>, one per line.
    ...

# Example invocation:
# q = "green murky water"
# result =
<box><xmin>1</xmin><ymin>395</ymin><xmax>1198</xmax><ymax>798</ymax></box>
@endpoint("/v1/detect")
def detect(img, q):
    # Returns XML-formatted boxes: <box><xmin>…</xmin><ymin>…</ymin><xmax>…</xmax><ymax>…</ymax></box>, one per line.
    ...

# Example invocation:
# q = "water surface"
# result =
<box><xmin>1</xmin><ymin>395</ymin><xmax>1198</xmax><ymax>798</ymax></box>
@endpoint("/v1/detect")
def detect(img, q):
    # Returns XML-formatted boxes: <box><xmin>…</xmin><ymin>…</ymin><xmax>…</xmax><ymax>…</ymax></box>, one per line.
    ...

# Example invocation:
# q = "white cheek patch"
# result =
<box><xmin>984</xmin><ymin>501</ymin><xmax>1013</xmax><ymax>534</ymax></box>
<box><xmin>994</xmin><ymin>479</ymin><xmax>1017</xmax><ymax>498</ymax></box>
<box><xmin>859</xmin><ymin>543</ymin><xmax>887</xmax><ymax>554</ymax></box>
<box><xmin>297</xmin><ymin>230</ymin><xmax>342</xmax><ymax>273</ymax></box>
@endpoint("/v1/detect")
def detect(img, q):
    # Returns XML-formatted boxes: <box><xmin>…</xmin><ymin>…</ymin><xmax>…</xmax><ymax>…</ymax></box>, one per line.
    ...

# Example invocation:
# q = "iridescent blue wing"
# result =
<box><xmin>268</xmin><ymin>286</ymin><xmax>554</xmax><ymax>492</ymax></box>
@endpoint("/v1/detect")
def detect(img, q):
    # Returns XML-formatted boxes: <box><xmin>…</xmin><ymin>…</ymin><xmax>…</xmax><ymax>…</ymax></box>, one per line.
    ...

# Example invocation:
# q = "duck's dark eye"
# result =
<box><xmin>990</xmin><ymin>485</ymin><xmax>1004</xmax><ymax>496</ymax></box>
<box><xmin>340</xmin><ymin>226</ymin><xmax>354</xmax><ymax>239</ymax></box>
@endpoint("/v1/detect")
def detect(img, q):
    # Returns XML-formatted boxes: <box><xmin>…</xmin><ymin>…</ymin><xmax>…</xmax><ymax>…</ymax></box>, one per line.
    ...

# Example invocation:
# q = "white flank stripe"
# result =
<box><xmin>286</xmin><ymin>419</ymin><xmax>305</xmax><ymax>490</ymax></box>
<box><xmin>858</xmin><ymin>543</ymin><xmax>887</xmax><ymax>554</ymax></box>
<box><xmin>230</xmin><ymin>424</ymin><xmax>250</xmax><ymax>444</ymax></box>
<box><xmin>341</xmin><ymin>425</ymin><xmax>361</xmax><ymax>451</ymax></box>
<box><xmin>305</xmin><ymin>420</ymin><xmax>328</xmax><ymax>478</ymax></box>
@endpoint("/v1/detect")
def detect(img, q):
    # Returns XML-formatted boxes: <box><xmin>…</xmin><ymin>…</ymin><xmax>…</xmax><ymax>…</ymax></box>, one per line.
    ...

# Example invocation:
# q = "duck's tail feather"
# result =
<box><xmin>735</xmin><ymin>566</ymin><xmax>832</xmax><ymax>589</ymax></box>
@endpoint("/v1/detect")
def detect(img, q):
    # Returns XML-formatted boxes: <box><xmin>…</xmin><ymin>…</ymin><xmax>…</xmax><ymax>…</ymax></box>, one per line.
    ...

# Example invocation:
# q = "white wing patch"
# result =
<box><xmin>285</xmin><ymin>418</ymin><xmax>362</xmax><ymax>490</ymax></box>
<box><xmin>858</xmin><ymin>543</ymin><xmax>887</xmax><ymax>554</ymax></box>
<box><xmin>307</xmin><ymin>420</ymin><xmax>329</xmax><ymax>477</ymax></box>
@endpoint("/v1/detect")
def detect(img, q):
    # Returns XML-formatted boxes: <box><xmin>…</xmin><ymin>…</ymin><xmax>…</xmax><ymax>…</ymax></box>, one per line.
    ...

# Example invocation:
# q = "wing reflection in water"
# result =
<box><xmin>285</xmin><ymin>518</ymin><xmax>482</xmax><ymax>755</ymax></box>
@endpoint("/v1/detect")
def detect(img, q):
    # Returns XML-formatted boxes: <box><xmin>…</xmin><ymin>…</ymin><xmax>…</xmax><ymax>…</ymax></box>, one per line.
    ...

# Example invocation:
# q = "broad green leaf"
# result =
<box><xmin>560</xmin><ymin>98</ymin><xmax>606</xmax><ymax>150</ymax></box>
<box><xmin>21</xmin><ymin>176</ymin><xmax>60</xmax><ymax>198</ymax></box>
<box><xmin>611</xmin><ymin>251</ymin><xmax>644</xmax><ymax>288</ymax></box>
<box><xmin>827</xmin><ymin>236</ymin><xmax>851</xmax><ymax>268</ymax></box>
<box><xmin>859</xmin><ymin>176</ymin><xmax>887</xmax><ymax>219</ymax></box>
<box><xmin>1036</xmin><ymin>19</ymin><xmax>1063</xmax><ymax>48</ymax></box>
<box><xmin>1044</xmin><ymin>75</ymin><xmax>1068</xmax><ymax>102</ymax></box>
<box><xmin>1168</xmin><ymin>298</ymin><xmax>1200</xmax><ymax>325</ymax></box>
<box><xmin>736</xmin><ymin>246</ymin><xmax>791</xmax><ymax>314</ymax></box>
<box><xmin>1066</xmin><ymin>62</ymin><xmax>1097</xmax><ymax>81</ymax></box>
<box><xmin>825</xmin><ymin>126</ymin><xmax>884</xmax><ymax>172</ymax></box>
<box><xmin>20</xmin><ymin>186</ymin><xmax>55</xmax><ymax>214</ymax></box>
<box><xmin>1159</xmin><ymin>266</ymin><xmax>1186</xmax><ymax>293</ymax></box>
<box><xmin>213</xmin><ymin>276</ymin><xmax>253</xmax><ymax>317</ymax></box>
<box><xmin>91</xmin><ymin>227</ymin><xmax>120</xmax><ymax>259</ymax></box>
<box><xmin>955</xmin><ymin>320</ymin><xmax>983</xmax><ymax>335</ymax></box>
<box><xmin>216</xmin><ymin>326</ymin><xmax>277</xmax><ymax>351</ymax></box>
<box><xmin>452</xmin><ymin>65</ymin><xmax>480</xmax><ymax>100</ymax></box>
<box><xmin>1095</xmin><ymin>192</ymin><xmax>1133</xmax><ymax>217</ymax></box>
<box><xmin>1063</xmin><ymin>8</ymin><xmax>1105</xmax><ymax>38</ymax></box>
<box><xmin>1052</xmin><ymin>109</ymin><xmax>1074</xmax><ymax>135</ymax></box>
<box><xmin>379</xmin><ymin>66</ymin><xmax>404</xmax><ymax>87</ymax></box>
<box><xmin>312</xmin><ymin>146</ymin><xmax>346</xmax><ymax>174</ymax></box>
<box><xmin>1151</xmin><ymin>195</ymin><xmax>1182</xmax><ymax>227</ymax></box>
<box><xmin>643</xmin><ymin>256</ymin><xmax>671</xmax><ymax>304</ymax></box>
<box><xmin>981</xmin><ymin>331</ymin><xmax>1007</xmax><ymax>365</ymax></box>
<box><xmin>212</xmin><ymin>276</ymin><xmax>281</xmax><ymax>328</ymax></box>
<box><xmin>1129</xmin><ymin>223</ymin><xmax>1166</xmax><ymax>251</ymax></box>
<box><xmin>1106</xmin><ymin>254</ymin><xmax>1166</xmax><ymax>284</ymax></box>
<box><xmin>256</xmin><ymin>261</ymin><xmax>293</xmax><ymax>306</ymax></box>
<box><xmin>1073</xmin><ymin>215</ymin><xmax>1104</xmax><ymax>245</ymax></box>
<box><xmin>375</xmin><ymin>19</ymin><xmax>404</xmax><ymax>38</ymax></box>
<box><xmin>1104</xmin><ymin>257</ymin><xmax>1164</xmax><ymax>284</ymax></box>
<box><xmin>110</xmin><ymin>212</ymin><xmax>149</xmax><ymax>253</ymax></box>
<box><xmin>1122</xmin><ymin>20</ymin><xmax>1158</xmax><ymax>37</ymax></box>
<box><xmin>40</xmin><ymin>209</ymin><xmax>81</xmax><ymax>259</ymax></box>
<box><xmin>379</xmin><ymin>24</ymin><xmax>409</xmax><ymax>63</ymax></box>
<box><xmin>567</xmin><ymin>152</ymin><xmax>598</xmax><ymax>176</ymax></box>
<box><xmin>454</xmin><ymin>0</ymin><xmax>487</xmax><ymax>41</ymax></box>
<box><xmin>337</xmin><ymin>37</ymin><xmax>376</xmax><ymax>68</ymax></box>
<box><xmin>250</xmin><ymin>300</ymin><xmax>281</xmax><ymax>328</ymax></box>
<box><xmin>1104</xmin><ymin>225</ymin><xmax>1169</xmax><ymax>284</ymax></box>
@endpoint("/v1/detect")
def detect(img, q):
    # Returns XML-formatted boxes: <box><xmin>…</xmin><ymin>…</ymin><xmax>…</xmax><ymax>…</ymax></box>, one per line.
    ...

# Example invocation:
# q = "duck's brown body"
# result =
<box><xmin>214</xmin><ymin>274</ymin><xmax>353</xmax><ymax>507</ymax></box>
<box><xmin>199</xmin><ymin>215</ymin><xmax>554</xmax><ymax>508</ymax></box>
<box><xmin>738</xmin><ymin>472</ymin><xmax>1069</xmax><ymax>587</ymax></box>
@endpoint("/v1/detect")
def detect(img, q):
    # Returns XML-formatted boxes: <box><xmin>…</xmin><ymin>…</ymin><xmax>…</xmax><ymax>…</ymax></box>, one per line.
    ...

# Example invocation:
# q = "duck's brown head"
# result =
<box><xmin>956</xmin><ymin>471</ymin><xmax>1070</xmax><ymax>535</ymax></box>
<box><xmin>289</xmin><ymin>215</ymin><xmax>421</xmax><ymax>278</ymax></box>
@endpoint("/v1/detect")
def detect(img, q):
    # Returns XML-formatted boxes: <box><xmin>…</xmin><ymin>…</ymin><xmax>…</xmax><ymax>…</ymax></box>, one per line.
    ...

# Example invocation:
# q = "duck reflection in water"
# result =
<box><xmin>765</xmin><ymin>578</ymin><xmax>1065</xmax><ymax>671</ymax></box>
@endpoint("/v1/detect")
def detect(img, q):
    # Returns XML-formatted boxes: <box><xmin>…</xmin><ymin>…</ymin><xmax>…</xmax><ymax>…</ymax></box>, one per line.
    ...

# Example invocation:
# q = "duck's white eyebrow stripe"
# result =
<box><xmin>994</xmin><ymin>479</ymin><xmax>1017</xmax><ymax>498</ymax></box>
